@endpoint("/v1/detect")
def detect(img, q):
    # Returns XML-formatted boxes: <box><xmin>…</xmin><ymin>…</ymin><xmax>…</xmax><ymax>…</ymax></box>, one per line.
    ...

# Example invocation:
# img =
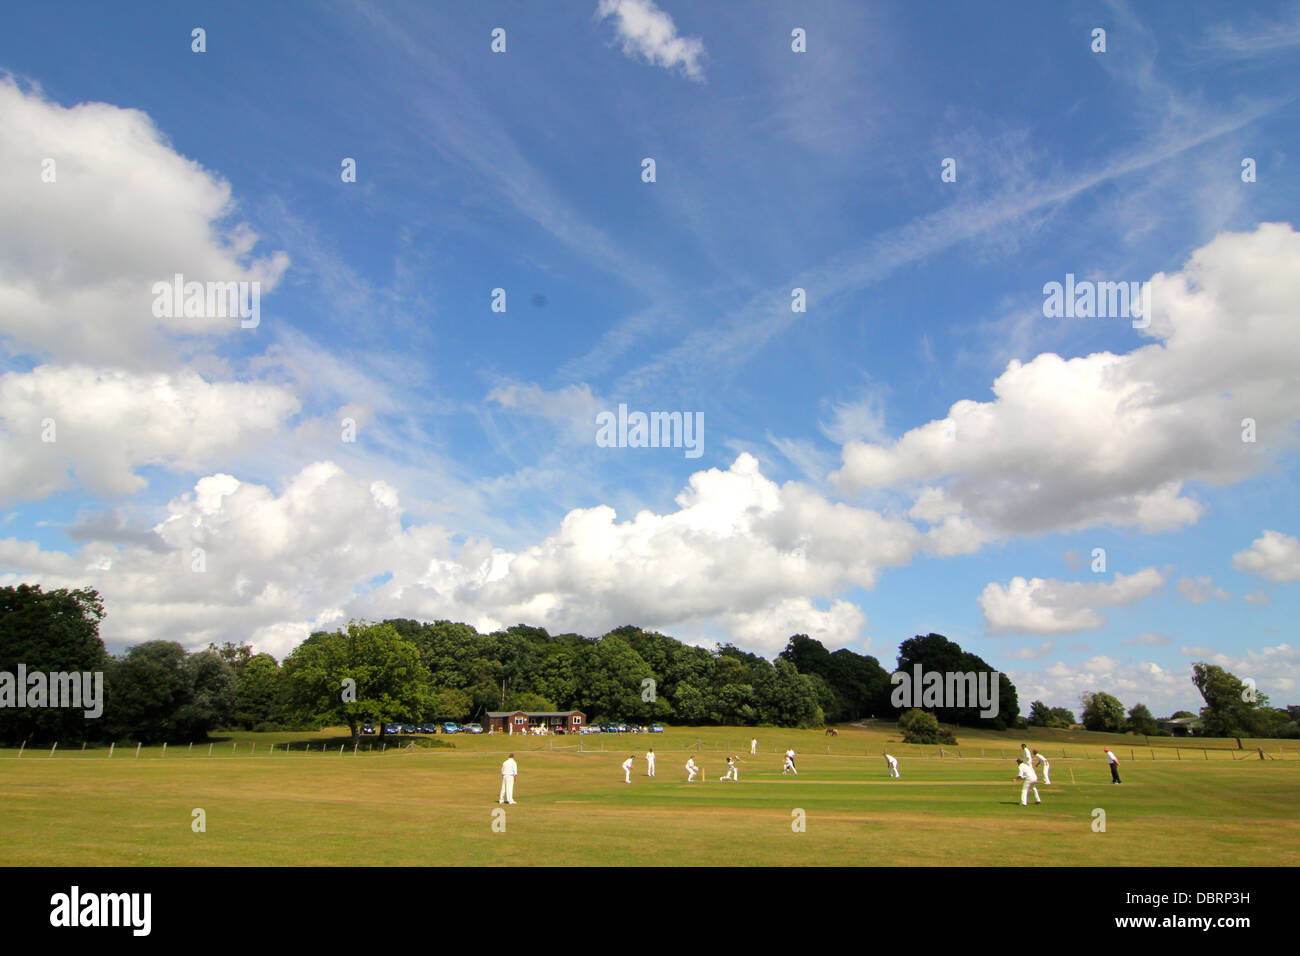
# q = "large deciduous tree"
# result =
<box><xmin>282</xmin><ymin>621</ymin><xmax>430</xmax><ymax>740</ymax></box>
<box><xmin>895</xmin><ymin>633</ymin><xmax>1019</xmax><ymax>729</ymax></box>
<box><xmin>1080</xmin><ymin>691</ymin><xmax>1126</xmax><ymax>733</ymax></box>
<box><xmin>1191</xmin><ymin>662</ymin><xmax>1274</xmax><ymax>738</ymax></box>
<box><xmin>0</xmin><ymin>584</ymin><xmax>108</xmax><ymax>744</ymax></box>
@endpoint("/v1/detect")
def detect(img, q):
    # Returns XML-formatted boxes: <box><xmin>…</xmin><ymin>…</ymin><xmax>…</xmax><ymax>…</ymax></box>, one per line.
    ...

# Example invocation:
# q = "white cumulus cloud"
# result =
<box><xmin>980</xmin><ymin>568</ymin><xmax>1165</xmax><ymax>635</ymax></box>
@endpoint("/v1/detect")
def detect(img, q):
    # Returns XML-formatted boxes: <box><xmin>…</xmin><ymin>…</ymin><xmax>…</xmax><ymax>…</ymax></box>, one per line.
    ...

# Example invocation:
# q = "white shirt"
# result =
<box><xmin>501</xmin><ymin>758</ymin><xmax>518</xmax><ymax>776</ymax></box>
<box><xmin>1107</xmin><ymin>751</ymin><xmax>1119</xmax><ymax>764</ymax></box>
<box><xmin>686</xmin><ymin>759</ymin><xmax>696</xmax><ymax>770</ymax></box>
<box><xmin>1035</xmin><ymin>753</ymin><xmax>1049</xmax><ymax>766</ymax></box>
<box><xmin>1017</xmin><ymin>764</ymin><xmax>1037</xmax><ymax>783</ymax></box>
<box><xmin>885</xmin><ymin>755</ymin><xmax>897</xmax><ymax>767</ymax></box>
<box><xmin>786</xmin><ymin>749</ymin><xmax>795</xmax><ymax>759</ymax></box>
<box><xmin>645</xmin><ymin>752</ymin><xmax>655</xmax><ymax>761</ymax></box>
<box><xmin>1022</xmin><ymin>747</ymin><xmax>1032</xmax><ymax>762</ymax></box>
<box><xmin>622</xmin><ymin>758</ymin><xmax>633</xmax><ymax>770</ymax></box>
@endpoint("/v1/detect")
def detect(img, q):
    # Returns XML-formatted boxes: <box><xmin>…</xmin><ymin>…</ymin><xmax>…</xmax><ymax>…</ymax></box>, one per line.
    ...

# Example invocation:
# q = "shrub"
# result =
<box><xmin>898</xmin><ymin>709</ymin><xmax>958</xmax><ymax>745</ymax></box>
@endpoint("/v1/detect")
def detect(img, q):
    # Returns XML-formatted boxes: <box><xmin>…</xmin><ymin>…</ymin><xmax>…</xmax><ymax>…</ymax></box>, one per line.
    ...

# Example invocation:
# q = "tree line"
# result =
<box><xmin>4</xmin><ymin>583</ymin><xmax>1293</xmax><ymax>745</ymax></box>
<box><xmin>1036</xmin><ymin>668</ymin><xmax>1300</xmax><ymax>740</ymax></box>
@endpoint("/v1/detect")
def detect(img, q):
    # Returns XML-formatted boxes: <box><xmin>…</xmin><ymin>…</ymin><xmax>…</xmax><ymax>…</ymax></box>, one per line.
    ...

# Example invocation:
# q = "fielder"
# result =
<box><xmin>686</xmin><ymin>755</ymin><xmax>699</xmax><ymax>782</ymax></box>
<box><xmin>646</xmin><ymin>748</ymin><xmax>656</xmax><ymax>777</ymax></box>
<box><xmin>499</xmin><ymin>753</ymin><xmax>519</xmax><ymax>805</ymax></box>
<box><xmin>782</xmin><ymin>748</ymin><xmax>797</xmax><ymax>775</ymax></box>
<box><xmin>622</xmin><ymin>755</ymin><xmax>634</xmax><ymax>783</ymax></box>
<box><xmin>1105</xmin><ymin>747</ymin><xmax>1122</xmax><ymax>784</ymax></box>
<box><xmin>751</xmin><ymin>738</ymin><xmax>758</xmax><ymax>755</ymax></box>
<box><xmin>1014</xmin><ymin>759</ymin><xmax>1042</xmax><ymax>805</ymax></box>
<box><xmin>1032</xmin><ymin>749</ymin><xmax>1051</xmax><ymax>785</ymax></box>
<box><xmin>720</xmin><ymin>756</ymin><xmax>739</xmax><ymax>782</ymax></box>
<box><xmin>885</xmin><ymin>753</ymin><xmax>900</xmax><ymax>778</ymax></box>
<box><xmin>1021</xmin><ymin>743</ymin><xmax>1032</xmax><ymax>767</ymax></box>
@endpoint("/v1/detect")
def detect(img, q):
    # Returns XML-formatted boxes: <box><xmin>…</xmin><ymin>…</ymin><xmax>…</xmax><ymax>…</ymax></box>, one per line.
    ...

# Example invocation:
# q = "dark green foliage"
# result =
<box><xmin>103</xmin><ymin>641</ymin><xmax>235</xmax><ymax>743</ymax></box>
<box><xmin>0</xmin><ymin>585</ymin><xmax>108</xmax><ymax>744</ymax></box>
<box><xmin>898</xmin><ymin>708</ymin><xmax>957</xmax><ymax>745</ymax></box>
<box><xmin>1081</xmin><ymin>692</ymin><xmax>1126</xmax><ymax>732</ymax></box>
<box><xmin>894</xmin><ymin>633</ymin><xmax>1019</xmax><ymax>729</ymax></box>
<box><xmin>1126</xmin><ymin>702</ymin><xmax>1159</xmax><ymax>736</ymax></box>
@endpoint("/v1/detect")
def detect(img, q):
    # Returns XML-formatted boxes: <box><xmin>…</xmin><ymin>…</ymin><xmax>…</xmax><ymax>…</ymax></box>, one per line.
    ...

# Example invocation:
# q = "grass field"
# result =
<box><xmin>3</xmin><ymin>723</ymin><xmax>1298</xmax><ymax>866</ymax></box>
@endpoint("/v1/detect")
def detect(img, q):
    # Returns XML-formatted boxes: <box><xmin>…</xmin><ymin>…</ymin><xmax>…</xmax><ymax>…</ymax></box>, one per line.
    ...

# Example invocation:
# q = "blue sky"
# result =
<box><xmin>1</xmin><ymin>0</ymin><xmax>1298</xmax><ymax>715</ymax></box>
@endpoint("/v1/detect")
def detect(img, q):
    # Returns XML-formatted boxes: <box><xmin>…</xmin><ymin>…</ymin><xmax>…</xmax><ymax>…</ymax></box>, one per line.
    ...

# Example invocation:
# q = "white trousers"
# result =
<box><xmin>687</xmin><ymin>766</ymin><xmax>697</xmax><ymax>781</ymax></box>
<box><xmin>624</xmin><ymin>767</ymin><xmax>631</xmax><ymax>783</ymax></box>
<box><xmin>889</xmin><ymin>765</ymin><xmax>899</xmax><ymax>778</ymax></box>
<box><xmin>1020</xmin><ymin>781</ymin><xmax>1040</xmax><ymax>805</ymax></box>
<box><xmin>647</xmin><ymin>759</ymin><xmax>655</xmax><ymax>776</ymax></box>
<box><xmin>500</xmin><ymin>775</ymin><xmax>515</xmax><ymax>803</ymax></box>
<box><xmin>1039</xmin><ymin>763</ymin><xmax>1051</xmax><ymax>785</ymax></box>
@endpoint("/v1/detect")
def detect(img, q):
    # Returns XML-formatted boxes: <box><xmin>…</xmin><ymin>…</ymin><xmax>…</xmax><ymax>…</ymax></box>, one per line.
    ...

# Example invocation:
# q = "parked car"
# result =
<box><xmin>462</xmin><ymin>723</ymin><xmax>483</xmax><ymax>734</ymax></box>
<box><xmin>416</xmin><ymin>723</ymin><xmax>437</xmax><ymax>734</ymax></box>
<box><xmin>360</xmin><ymin>722</ymin><xmax>376</xmax><ymax>735</ymax></box>
<box><xmin>600</xmin><ymin>722</ymin><xmax>620</xmax><ymax>733</ymax></box>
<box><xmin>383</xmin><ymin>723</ymin><xmax>400</xmax><ymax>735</ymax></box>
<box><xmin>649</xmin><ymin>724</ymin><xmax>665</xmax><ymax>733</ymax></box>
<box><xmin>441</xmin><ymin>722</ymin><xmax>461</xmax><ymax>734</ymax></box>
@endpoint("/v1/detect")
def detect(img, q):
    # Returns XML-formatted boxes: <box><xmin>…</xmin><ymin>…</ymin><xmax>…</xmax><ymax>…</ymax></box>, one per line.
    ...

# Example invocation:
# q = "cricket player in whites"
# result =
<box><xmin>499</xmin><ymin>753</ymin><xmax>519</xmax><ymax>805</ymax></box>
<box><xmin>885</xmin><ymin>753</ymin><xmax>900</xmax><ymax>778</ymax></box>
<box><xmin>751</xmin><ymin>738</ymin><xmax>758</xmax><ymax>755</ymax></box>
<box><xmin>782</xmin><ymin>748</ymin><xmax>797</xmax><ymax>775</ymax></box>
<box><xmin>1014</xmin><ymin>759</ymin><xmax>1041</xmax><ymax>805</ymax></box>
<box><xmin>1021</xmin><ymin>743</ymin><xmax>1032</xmax><ymax>767</ymax></box>
<box><xmin>645</xmin><ymin>747</ymin><xmax>656</xmax><ymax>777</ymax></box>
<box><xmin>1032</xmin><ymin>749</ymin><xmax>1051</xmax><ymax>785</ymax></box>
<box><xmin>622</xmin><ymin>755</ymin><xmax>634</xmax><ymax>783</ymax></box>
<box><xmin>720</xmin><ymin>755</ymin><xmax>739</xmax><ymax>782</ymax></box>
<box><xmin>686</xmin><ymin>755</ymin><xmax>699</xmax><ymax>782</ymax></box>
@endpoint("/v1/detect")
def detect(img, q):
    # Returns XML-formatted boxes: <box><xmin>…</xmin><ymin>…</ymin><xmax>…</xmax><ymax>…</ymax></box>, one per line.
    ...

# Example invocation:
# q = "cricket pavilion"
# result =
<box><xmin>484</xmin><ymin>709</ymin><xmax>586</xmax><ymax>735</ymax></box>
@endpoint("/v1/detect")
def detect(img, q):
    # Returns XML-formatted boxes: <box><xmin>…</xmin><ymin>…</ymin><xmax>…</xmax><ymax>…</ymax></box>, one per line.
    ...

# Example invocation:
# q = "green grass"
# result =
<box><xmin>2</xmin><ymin>723</ymin><xmax>1297</xmax><ymax>866</ymax></box>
